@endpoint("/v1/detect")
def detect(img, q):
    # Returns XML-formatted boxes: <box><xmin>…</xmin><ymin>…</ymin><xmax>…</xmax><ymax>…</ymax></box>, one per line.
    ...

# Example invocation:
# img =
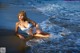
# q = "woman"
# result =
<box><xmin>15</xmin><ymin>11</ymin><xmax>50</xmax><ymax>39</ymax></box>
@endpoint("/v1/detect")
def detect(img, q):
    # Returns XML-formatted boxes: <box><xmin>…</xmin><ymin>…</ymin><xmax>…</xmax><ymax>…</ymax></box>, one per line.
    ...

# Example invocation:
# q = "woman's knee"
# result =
<box><xmin>36</xmin><ymin>29</ymin><xmax>42</xmax><ymax>33</ymax></box>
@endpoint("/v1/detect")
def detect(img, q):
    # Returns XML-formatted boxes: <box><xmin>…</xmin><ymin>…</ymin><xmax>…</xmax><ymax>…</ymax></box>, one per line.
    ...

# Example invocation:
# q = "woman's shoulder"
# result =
<box><xmin>24</xmin><ymin>21</ymin><xmax>29</xmax><ymax>23</ymax></box>
<box><xmin>16</xmin><ymin>22</ymin><xmax>20</xmax><ymax>26</ymax></box>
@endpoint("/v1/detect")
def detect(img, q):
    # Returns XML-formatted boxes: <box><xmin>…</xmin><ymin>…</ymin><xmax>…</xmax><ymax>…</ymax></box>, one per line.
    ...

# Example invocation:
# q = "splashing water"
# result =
<box><xmin>25</xmin><ymin>1</ymin><xmax>80</xmax><ymax>53</ymax></box>
<box><xmin>0</xmin><ymin>0</ymin><xmax>80</xmax><ymax>53</ymax></box>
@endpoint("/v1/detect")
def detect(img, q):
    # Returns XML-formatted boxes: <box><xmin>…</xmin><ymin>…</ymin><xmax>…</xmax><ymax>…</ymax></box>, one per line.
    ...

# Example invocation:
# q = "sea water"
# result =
<box><xmin>0</xmin><ymin>0</ymin><xmax>80</xmax><ymax>53</ymax></box>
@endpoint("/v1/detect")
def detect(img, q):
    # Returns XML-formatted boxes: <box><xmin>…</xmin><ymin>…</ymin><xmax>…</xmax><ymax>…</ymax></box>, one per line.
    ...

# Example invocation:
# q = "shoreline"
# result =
<box><xmin>0</xmin><ymin>28</ymin><xmax>32</xmax><ymax>53</ymax></box>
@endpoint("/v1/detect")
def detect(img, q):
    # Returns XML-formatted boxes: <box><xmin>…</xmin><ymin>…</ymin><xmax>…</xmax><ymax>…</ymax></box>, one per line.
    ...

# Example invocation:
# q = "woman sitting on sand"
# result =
<box><xmin>15</xmin><ymin>11</ymin><xmax>50</xmax><ymax>39</ymax></box>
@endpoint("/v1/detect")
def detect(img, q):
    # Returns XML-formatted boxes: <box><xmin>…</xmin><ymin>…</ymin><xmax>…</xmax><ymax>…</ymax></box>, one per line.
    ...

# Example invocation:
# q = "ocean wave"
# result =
<box><xmin>26</xmin><ymin>18</ymin><xmax>71</xmax><ymax>47</ymax></box>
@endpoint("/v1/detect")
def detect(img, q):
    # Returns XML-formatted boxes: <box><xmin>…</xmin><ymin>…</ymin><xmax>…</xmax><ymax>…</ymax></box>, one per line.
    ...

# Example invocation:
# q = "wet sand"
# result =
<box><xmin>0</xmin><ymin>28</ymin><xmax>32</xmax><ymax>53</ymax></box>
<box><xmin>0</xmin><ymin>3</ymin><xmax>49</xmax><ymax>53</ymax></box>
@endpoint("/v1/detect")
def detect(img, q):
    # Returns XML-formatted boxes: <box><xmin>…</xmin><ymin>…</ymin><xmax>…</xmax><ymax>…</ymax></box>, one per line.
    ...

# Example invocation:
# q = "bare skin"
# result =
<box><xmin>34</xmin><ymin>33</ymin><xmax>50</xmax><ymax>38</ymax></box>
<box><xmin>15</xmin><ymin>21</ymin><xmax>50</xmax><ymax>39</ymax></box>
<box><xmin>15</xmin><ymin>11</ymin><xmax>50</xmax><ymax>40</ymax></box>
<box><xmin>15</xmin><ymin>21</ymin><xmax>34</xmax><ymax>39</ymax></box>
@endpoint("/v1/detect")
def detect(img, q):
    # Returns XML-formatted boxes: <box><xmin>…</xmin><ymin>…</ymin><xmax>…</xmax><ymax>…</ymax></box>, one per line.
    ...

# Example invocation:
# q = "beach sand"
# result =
<box><xmin>0</xmin><ymin>3</ymin><xmax>49</xmax><ymax>53</ymax></box>
<box><xmin>0</xmin><ymin>29</ymin><xmax>32</xmax><ymax>53</ymax></box>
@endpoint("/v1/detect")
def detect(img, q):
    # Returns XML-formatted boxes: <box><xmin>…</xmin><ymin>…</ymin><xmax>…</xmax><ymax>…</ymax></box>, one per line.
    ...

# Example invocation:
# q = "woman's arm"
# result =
<box><xmin>27</xmin><ymin>18</ymin><xmax>40</xmax><ymax>29</ymax></box>
<box><xmin>15</xmin><ymin>22</ymin><xmax>25</xmax><ymax>39</ymax></box>
<box><xmin>27</xmin><ymin>18</ymin><xmax>42</xmax><ymax>33</ymax></box>
<box><xmin>27</xmin><ymin>18</ymin><xmax>37</xmax><ymax>27</ymax></box>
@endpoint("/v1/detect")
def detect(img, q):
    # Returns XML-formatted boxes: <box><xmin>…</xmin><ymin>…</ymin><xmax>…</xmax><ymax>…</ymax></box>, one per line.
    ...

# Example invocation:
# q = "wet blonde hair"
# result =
<box><xmin>18</xmin><ymin>11</ymin><xmax>29</xmax><ymax>21</ymax></box>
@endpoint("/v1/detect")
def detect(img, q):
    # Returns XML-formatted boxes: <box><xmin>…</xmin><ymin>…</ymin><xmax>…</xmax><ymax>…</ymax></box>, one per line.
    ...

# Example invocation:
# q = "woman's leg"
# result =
<box><xmin>34</xmin><ymin>28</ymin><xmax>50</xmax><ymax>38</ymax></box>
<box><xmin>34</xmin><ymin>32</ymin><xmax>50</xmax><ymax>38</ymax></box>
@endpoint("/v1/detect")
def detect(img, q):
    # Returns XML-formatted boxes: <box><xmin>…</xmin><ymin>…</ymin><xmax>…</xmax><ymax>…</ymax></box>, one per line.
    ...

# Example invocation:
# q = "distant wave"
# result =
<box><xmin>37</xmin><ymin>4</ymin><xmax>63</xmax><ymax>16</ymax></box>
<box><xmin>35</xmin><ymin>3</ymin><xmax>80</xmax><ymax>32</ymax></box>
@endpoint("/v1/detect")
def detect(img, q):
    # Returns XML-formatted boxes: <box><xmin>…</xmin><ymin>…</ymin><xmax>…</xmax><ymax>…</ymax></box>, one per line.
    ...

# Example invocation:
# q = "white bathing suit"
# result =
<box><xmin>19</xmin><ymin>23</ymin><xmax>33</xmax><ymax>34</ymax></box>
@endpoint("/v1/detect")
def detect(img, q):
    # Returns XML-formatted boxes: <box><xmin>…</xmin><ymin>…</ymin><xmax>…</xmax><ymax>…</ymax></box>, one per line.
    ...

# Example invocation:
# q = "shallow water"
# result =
<box><xmin>25</xmin><ymin>1</ymin><xmax>80</xmax><ymax>53</ymax></box>
<box><xmin>0</xmin><ymin>0</ymin><xmax>48</xmax><ymax>29</ymax></box>
<box><xmin>0</xmin><ymin>0</ymin><xmax>80</xmax><ymax>53</ymax></box>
